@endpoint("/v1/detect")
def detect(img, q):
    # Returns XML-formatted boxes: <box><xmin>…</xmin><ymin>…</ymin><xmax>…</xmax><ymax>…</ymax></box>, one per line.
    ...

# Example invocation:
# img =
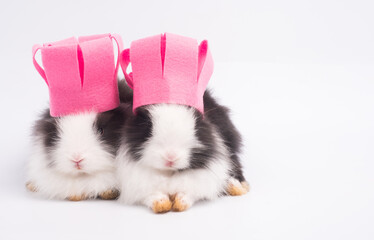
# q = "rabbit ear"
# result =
<box><xmin>32</xmin><ymin>44</ymin><xmax>48</xmax><ymax>85</ymax></box>
<box><xmin>197</xmin><ymin>40</ymin><xmax>214</xmax><ymax>88</ymax></box>
<box><xmin>120</xmin><ymin>48</ymin><xmax>134</xmax><ymax>89</ymax></box>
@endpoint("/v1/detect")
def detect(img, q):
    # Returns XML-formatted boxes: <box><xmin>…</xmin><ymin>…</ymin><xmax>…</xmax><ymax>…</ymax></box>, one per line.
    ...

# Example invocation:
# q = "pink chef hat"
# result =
<box><xmin>120</xmin><ymin>33</ymin><xmax>214</xmax><ymax>113</ymax></box>
<box><xmin>32</xmin><ymin>33</ymin><xmax>123</xmax><ymax>117</ymax></box>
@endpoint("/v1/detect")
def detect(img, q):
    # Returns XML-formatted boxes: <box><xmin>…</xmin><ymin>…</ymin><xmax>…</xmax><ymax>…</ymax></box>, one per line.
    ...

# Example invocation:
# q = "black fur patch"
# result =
<box><xmin>32</xmin><ymin>109</ymin><xmax>60</xmax><ymax>167</ymax></box>
<box><xmin>203</xmin><ymin>90</ymin><xmax>245</xmax><ymax>182</ymax></box>
<box><xmin>189</xmin><ymin>110</ymin><xmax>218</xmax><ymax>169</ymax></box>
<box><xmin>118</xmin><ymin>79</ymin><xmax>134</xmax><ymax>104</ymax></box>
<box><xmin>94</xmin><ymin>104</ymin><xmax>130</xmax><ymax>156</ymax></box>
<box><xmin>122</xmin><ymin>107</ymin><xmax>153</xmax><ymax>161</ymax></box>
<box><xmin>33</xmin><ymin>109</ymin><xmax>60</xmax><ymax>150</ymax></box>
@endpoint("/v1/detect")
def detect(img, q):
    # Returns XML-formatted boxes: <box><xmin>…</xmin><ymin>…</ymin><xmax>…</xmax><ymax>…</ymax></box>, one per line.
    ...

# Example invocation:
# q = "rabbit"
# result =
<box><xmin>116</xmin><ymin>90</ymin><xmax>249</xmax><ymax>213</ymax></box>
<box><xmin>26</xmin><ymin>103</ymin><xmax>131</xmax><ymax>201</ymax></box>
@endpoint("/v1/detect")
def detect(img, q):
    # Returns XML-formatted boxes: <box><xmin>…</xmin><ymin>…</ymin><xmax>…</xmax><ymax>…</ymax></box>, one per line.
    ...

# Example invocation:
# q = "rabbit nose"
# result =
<box><xmin>165</xmin><ymin>151</ymin><xmax>177</xmax><ymax>161</ymax></box>
<box><xmin>164</xmin><ymin>151</ymin><xmax>177</xmax><ymax>167</ymax></box>
<box><xmin>72</xmin><ymin>159</ymin><xmax>84</xmax><ymax>170</ymax></box>
<box><xmin>71</xmin><ymin>154</ymin><xmax>85</xmax><ymax>170</ymax></box>
<box><xmin>165</xmin><ymin>160</ymin><xmax>174</xmax><ymax>167</ymax></box>
<box><xmin>72</xmin><ymin>154</ymin><xmax>84</xmax><ymax>163</ymax></box>
<box><xmin>72</xmin><ymin>158</ymin><xmax>83</xmax><ymax>163</ymax></box>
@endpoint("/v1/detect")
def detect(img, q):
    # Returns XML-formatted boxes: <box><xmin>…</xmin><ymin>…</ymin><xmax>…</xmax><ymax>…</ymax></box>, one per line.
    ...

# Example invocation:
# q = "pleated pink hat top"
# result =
<box><xmin>32</xmin><ymin>33</ymin><xmax>123</xmax><ymax>117</ymax></box>
<box><xmin>120</xmin><ymin>33</ymin><xmax>214</xmax><ymax>113</ymax></box>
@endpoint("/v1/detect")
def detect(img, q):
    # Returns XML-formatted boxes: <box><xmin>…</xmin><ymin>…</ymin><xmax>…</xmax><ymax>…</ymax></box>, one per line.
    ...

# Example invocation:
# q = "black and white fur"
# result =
<box><xmin>118</xmin><ymin>78</ymin><xmax>134</xmax><ymax>104</ymax></box>
<box><xmin>26</xmin><ymin>104</ymin><xmax>130</xmax><ymax>200</ymax></box>
<box><xmin>116</xmin><ymin>90</ymin><xmax>247</xmax><ymax>212</ymax></box>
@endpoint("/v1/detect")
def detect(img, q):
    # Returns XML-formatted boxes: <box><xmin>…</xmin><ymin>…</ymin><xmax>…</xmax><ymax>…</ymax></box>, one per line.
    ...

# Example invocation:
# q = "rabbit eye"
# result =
<box><xmin>98</xmin><ymin>127</ymin><xmax>104</xmax><ymax>135</ymax></box>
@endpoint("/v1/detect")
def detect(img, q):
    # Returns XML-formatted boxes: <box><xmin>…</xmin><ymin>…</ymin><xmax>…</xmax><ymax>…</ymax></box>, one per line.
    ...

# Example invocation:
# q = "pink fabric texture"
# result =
<box><xmin>32</xmin><ymin>33</ymin><xmax>123</xmax><ymax>117</ymax></box>
<box><xmin>120</xmin><ymin>33</ymin><xmax>214</xmax><ymax>113</ymax></box>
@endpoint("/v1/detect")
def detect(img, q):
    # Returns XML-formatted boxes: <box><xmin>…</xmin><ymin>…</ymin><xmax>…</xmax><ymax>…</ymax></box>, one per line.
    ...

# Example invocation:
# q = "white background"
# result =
<box><xmin>0</xmin><ymin>0</ymin><xmax>373</xmax><ymax>239</ymax></box>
